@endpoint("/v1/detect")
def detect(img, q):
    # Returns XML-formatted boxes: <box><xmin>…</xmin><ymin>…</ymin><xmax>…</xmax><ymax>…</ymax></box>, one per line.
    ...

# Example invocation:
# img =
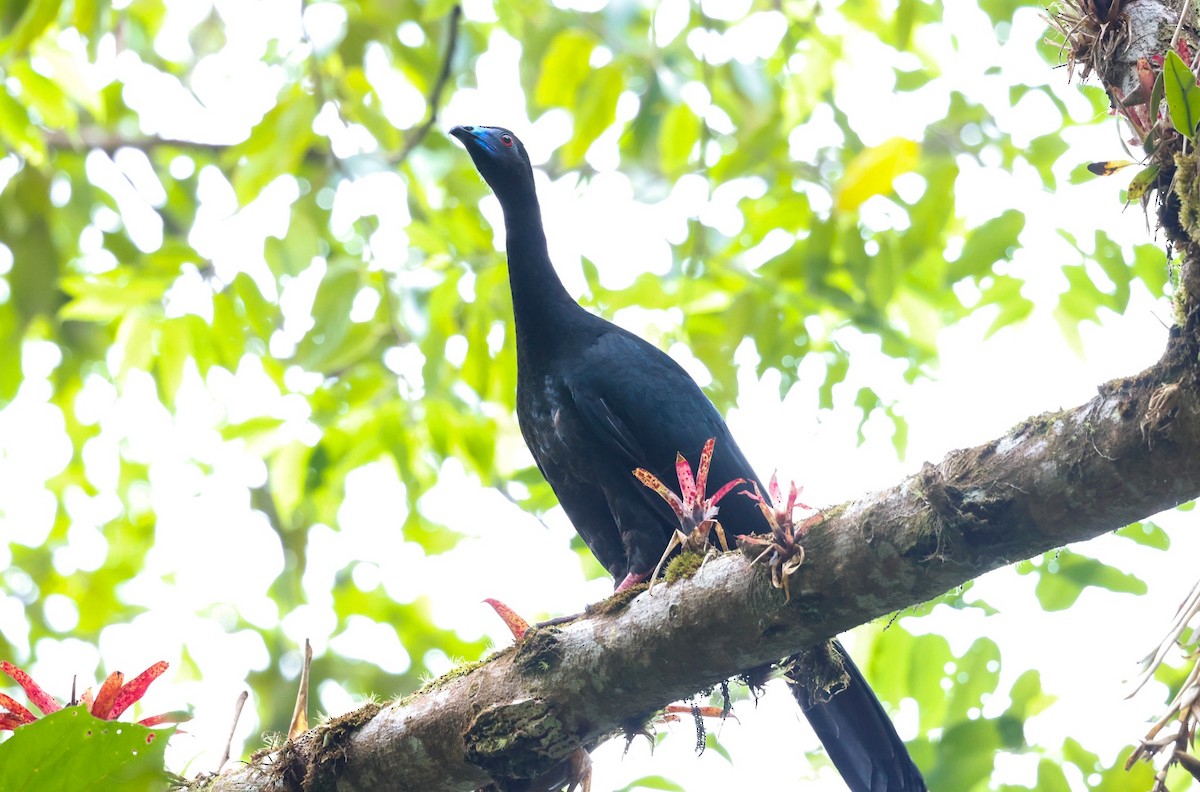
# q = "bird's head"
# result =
<box><xmin>449</xmin><ymin>125</ymin><xmax>536</xmax><ymax>205</ymax></box>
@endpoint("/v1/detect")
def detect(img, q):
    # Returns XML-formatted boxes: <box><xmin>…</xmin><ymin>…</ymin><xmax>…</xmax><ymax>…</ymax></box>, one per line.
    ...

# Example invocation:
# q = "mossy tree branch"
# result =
<box><xmin>203</xmin><ymin>316</ymin><xmax>1200</xmax><ymax>790</ymax></box>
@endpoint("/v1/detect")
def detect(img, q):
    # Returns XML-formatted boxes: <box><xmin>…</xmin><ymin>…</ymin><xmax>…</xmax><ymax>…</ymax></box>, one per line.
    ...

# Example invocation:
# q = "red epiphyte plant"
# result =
<box><xmin>0</xmin><ymin>660</ymin><xmax>189</xmax><ymax>729</ymax></box>
<box><xmin>740</xmin><ymin>474</ymin><xmax>823</xmax><ymax>601</ymax></box>
<box><xmin>634</xmin><ymin>437</ymin><xmax>746</xmax><ymax>590</ymax></box>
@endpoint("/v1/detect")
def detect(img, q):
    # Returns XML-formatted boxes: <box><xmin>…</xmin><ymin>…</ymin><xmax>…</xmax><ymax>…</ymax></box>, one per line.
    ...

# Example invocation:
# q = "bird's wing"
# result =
<box><xmin>564</xmin><ymin>330</ymin><xmax>697</xmax><ymax>465</ymax></box>
<box><xmin>567</xmin><ymin>329</ymin><xmax>748</xmax><ymax>472</ymax></box>
<box><xmin>569</xmin><ymin>389</ymin><xmax>647</xmax><ymax>467</ymax></box>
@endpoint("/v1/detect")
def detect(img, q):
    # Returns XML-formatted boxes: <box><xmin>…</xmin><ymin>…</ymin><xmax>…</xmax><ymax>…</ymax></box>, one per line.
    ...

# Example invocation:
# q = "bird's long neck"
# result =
<box><xmin>500</xmin><ymin>194</ymin><xmax>584</xmax><ymax>348</ymax></box>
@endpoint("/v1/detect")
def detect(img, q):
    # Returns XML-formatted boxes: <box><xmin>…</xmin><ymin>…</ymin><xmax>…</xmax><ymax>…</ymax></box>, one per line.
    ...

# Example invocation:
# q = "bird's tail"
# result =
<box><xmin>786</xmin><ymin>640</ymin><xmax>926</xmax><ymax>792</ymax></box>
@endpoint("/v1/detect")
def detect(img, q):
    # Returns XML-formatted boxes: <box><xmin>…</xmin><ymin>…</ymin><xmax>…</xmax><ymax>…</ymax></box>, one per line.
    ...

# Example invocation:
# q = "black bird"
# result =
<box><xmin>451</xmin><ymin>124</ymin><xmax>926</xmax><ymax>792</ymax></box>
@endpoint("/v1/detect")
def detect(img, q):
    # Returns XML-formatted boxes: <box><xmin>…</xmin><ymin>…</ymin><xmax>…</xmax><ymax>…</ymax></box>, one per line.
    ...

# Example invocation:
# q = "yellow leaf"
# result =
<box><xmin>1086</xmin><ymin>160</ymin><xmax>1135</xmax><ymax>176</ymax></box>
<box><xmin>834</xmin><ymin>137</ymin><xmax>920</xmax><ymax>213</ymax></box>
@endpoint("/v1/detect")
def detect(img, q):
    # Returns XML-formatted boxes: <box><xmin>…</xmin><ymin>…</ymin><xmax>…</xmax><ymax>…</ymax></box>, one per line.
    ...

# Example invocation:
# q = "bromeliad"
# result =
<box><xmin>740</xmin><ymin>474</ymin><xmax>822</xmax><ymax>602</ymax></box>
<box><xmin>633</xmin><ymin>437</ymin><xmax>745</xmax><ymax>592</ymax></box>
<box><xmin>0</xmin><ymin>660</ymin><xmax>189</xmax><ymax>730</ymax></box>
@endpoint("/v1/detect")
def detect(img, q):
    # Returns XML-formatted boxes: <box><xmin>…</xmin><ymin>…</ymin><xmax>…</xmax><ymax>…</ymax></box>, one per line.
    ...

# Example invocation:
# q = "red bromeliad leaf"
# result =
<box><xmin>0</xmin><ymin>692</ymin><xmax>35</xmax><ymax>725</ymax></box>
<box><xmin>674</xmin><ymin>452</ymin><xmax>697</xmax><ymax>506</ymax></box>
<box><xmin>0</xmin><ymin>712</ymin><xmax>29</xmax><ymax>730</ymax></box>
<box><xmin>138</xmin><ymin>710</ymin><xmax>192</xmax><ymax>727</ymax></box>
<box><xmin>694</xmin><ymin>438</ymin><xmax>715</xmax><ymax>499</ymax></box>
<box><xmin>1180</xmin><ymin>38</ymin><xmax>1193</xmax><ymax>68</ymax></box>
<box><xmin>634</xmin><ymin>467</ymin><xmax>687</xmax><ymax>519</ymax></box>
<box><xmin>1</xmin><ymin>661</ymin><xmax>62</xmax><ymax>716</ymax></box>
<box><xmin>708</xmin><ymin>477</ymin><xmax>746</xmax><ymax>507</ymax></box>
<box><xmin>483</xmin><ymin>598</ymin><xmax>530</xmax><ymax>641</ymax></box>
<box><xmin>768</xmin><ymin>472</ymin><xmax>782</xmax><ymax>508</ymax></box>
<box><xmin>742</xmin><ymin>483</ymin><xmax>779</xmax><ymax>531</ymax></box>
<box><xmin>1137</xmin><ymin>58</ymin><xmax>1156</xmax><ymax>100</ymax></box>
<box><xmin>90</xmin><ymin>671</ymin><xmax>125</xmax><ymax>719</ymax></box>
<box><xmin>109</xmin><ymin>662</ymin><xmax>169</xmax><ymax>721</ymax></box>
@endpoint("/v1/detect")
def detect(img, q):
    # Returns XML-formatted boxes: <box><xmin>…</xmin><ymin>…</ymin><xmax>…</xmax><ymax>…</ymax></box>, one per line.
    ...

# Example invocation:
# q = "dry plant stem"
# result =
<box><xmin>1129</xmin><ymin>577</ymin><xmax>1200</xmax><ymax>695</ymax></box>
<box><xmin>288</xmin><ymin>639</ymin><xmax>314</xmax><ymax>741</ymax></box>
<box><xmin>219</xmin><ymin>691</ymin><xmax>250</xmax><ymax>773</ymax></box>
<box><xmin>1171</xmin><ymin>0</ymin><xmax>1192</xmax><ymax>50</ymax></box>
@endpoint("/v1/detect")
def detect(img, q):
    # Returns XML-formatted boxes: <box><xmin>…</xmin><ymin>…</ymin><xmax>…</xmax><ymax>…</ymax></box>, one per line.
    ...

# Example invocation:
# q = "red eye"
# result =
<box><xmin>500</xmin><ymin>133</ymin><xmax>514</xmax><ymax>148</ymax></box>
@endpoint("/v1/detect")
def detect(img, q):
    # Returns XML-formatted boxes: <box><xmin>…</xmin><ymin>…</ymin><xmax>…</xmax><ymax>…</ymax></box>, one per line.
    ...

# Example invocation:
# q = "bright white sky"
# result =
<box><xmin>0</xmin><ymin>1</ymin><xmax>1196</xmax><ymax>790</ymax></box>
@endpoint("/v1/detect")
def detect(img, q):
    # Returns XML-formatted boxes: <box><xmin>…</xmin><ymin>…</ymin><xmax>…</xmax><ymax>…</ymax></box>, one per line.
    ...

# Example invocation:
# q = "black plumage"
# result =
<box><xmin>451</xmin><ymin>124</ymin><xmax>925</xmax><ymax>792</ymax></box>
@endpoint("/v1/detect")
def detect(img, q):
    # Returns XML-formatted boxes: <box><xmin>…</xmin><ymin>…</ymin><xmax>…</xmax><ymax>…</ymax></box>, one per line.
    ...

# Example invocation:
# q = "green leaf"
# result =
<box><xmin>835</xmin><ymin>137</ymin><xmax>920</xmax><ymax>213</ymax></box>
<box><xmin>1032</xmin><ymin>551</ymin><xmax>1148</xmax><ymax>611</ymax></box>
<box><xmin>853</xmin><ymin>386</ymin><xmax>880</xmax><ymax>445</ymax></box>
<box><xmin>1025</xmin><ymin>132</ymin><xmax>1069</xmax><ymax>190</ymax></box>
<box><xmin>294</xmin><ymin>263</ymin><xmax>364</xmax><ymax>372</ymax></box>
<box><xmin>1125</xmin><ymin>164</ymin><xmax>1160</xmax><ymax>205</ymax></box>
<box><xmin>894</xmin><ymin>0</ymin><xmax>916</xmax><ymax>49</ymax></box>
<box><xmin>534</xmin><ymin>30</ymin><xmax>597</xmax><ymax>109</ymax></box>
<box><xmin>979</xmin><ymin>275</ymin><xmax>1033</xmax><ymax>336</ymax></box>
<box><xmin>1132</xmin><ymin>242</ymin><xmax>1168</xmax><ymax>296</ymax></box>
<box><xmin>1163</xmin><ymin>50</ymin><xmax>1200</xmax><ymax>140</ymax></box>
<box><xmin>1008</xmin><ymin>759</ymin><xmax>1069</xmax><ymax>792</ymax></box>
<box><xmin>950</xmin><ymin>210</ymin><xmax>1024</xmax><ymax>281</ymax></box>
<box><xmin>60</xmin><ymin>272</ymin><xmax>172</xmax><ymax>322</ymax></box>
<box><xmin>658</xmin><ymin>103</ymin><xmax>700</xmax><ymax>176</ymax></box>
<box><xmin>560</xmin><ymin>67</ymin><xmax>623</xmax><ymax>167</ymax></box>
<box><xmin>1092</xmin><ymin>230</ymin><xmax>1131</xmax><ymax>313</ymax></box>
<box><xmin>9</xmin><ymin>62</ymin><xmax>76</xmax><ymax>129</ymax></box>
<box><xmin>1116</xmin><ymin>520</ymin><xmax>1170</xmax><ymax>550</ymax></box>
<box><xmin>613</xmin><ymin>776</ymin><xmax>686</xmax><ymax>792</ymax></box>
<box><xmin>0</xmin><ymin>303</ymin><xmax>21</xmax><ymax>401</ymax></box>
<box><xmin>0</xmin><ymin>86</ymin><xmax>47</xmax><ymax>166</ymax></box>
<box><xmin>0</xmin><ymin>0</ymin><xmax>61</xmax><ymax>58</ymax></box>
<box><xmin>945</xmin><ymin>637</ymin><xmax>1001</xmax><ymax>723</ymax></box>
<box><xmin>228</xmin><ymin>85</ymin><xmax>317</xmax><ymax>205</ymax></box>
<box><xmin>1149</xmin><ymin>70</ymin><xmax>1165</xmax><ymax>134</ymax></box>
<box><xmin>927</xmin><ymin>718</ymin><xmax>1000</xmax><ymax>790</ymax></box>
<box><xmin>113</xmin><ymin>309</ymin><xmax>156</xmax><ymax>377</ymax></box>
<box><xmin>0</xmin><ymin>706</ymin><xmax>173</xmax><ymax>792</ymax></box>
<box><xmin>1004</xmin><ymin>669</ymin><xmax>1055</xmax><ymax>722</ymax></box>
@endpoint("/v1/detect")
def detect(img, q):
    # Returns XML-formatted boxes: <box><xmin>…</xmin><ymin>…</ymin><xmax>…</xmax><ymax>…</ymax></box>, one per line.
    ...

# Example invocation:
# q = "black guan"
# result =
<box><xmin>450</xmin><ymin>124</ymin><xmax>926</xmax><ymax>792</ymax></box>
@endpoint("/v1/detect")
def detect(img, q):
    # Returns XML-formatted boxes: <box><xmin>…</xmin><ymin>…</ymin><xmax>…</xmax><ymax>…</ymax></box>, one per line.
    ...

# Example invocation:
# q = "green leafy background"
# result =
<box><xmin>0</xmin><ymin>0</ymin><xmax>1194</xmax><ymax>789</ymax></box>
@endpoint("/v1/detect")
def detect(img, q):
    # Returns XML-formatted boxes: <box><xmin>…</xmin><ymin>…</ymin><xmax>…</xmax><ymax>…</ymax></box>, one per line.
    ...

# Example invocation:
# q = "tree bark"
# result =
<box><xmin>204</xmin><ymin>313</ymin><xmax>1200</xmax><ymax>790</ymax></box>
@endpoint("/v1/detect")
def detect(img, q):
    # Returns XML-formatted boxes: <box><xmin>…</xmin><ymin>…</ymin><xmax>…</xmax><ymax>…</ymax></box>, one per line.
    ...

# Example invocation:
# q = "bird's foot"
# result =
<box><xmin>615</xmin><ymin>571</ymin><xmax>648</xmax><ymax>593</ymax></box>
<box><xmin>659</xmin><ymin>704</ymin><xmax>739</xmax><ymax>724</ymax></box>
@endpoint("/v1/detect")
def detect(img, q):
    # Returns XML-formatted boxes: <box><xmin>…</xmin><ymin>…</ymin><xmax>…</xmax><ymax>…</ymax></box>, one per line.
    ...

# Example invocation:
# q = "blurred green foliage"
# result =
<box><xmin>0</xmin><ymin>0</ymin><xmax>1186</xmax><ymax>788</ymax></box>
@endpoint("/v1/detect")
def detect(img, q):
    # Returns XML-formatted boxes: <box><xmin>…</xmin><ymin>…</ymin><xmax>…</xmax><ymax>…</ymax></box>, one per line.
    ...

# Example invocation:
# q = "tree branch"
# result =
<box><xmin>394</xmin><ymin>4</ymin><xmax>463</xmax><ymax>166</ymax></box>
<box><xmin>204</xmin><ymin>324</ymin><xmax>1200</xmax><ymax>792</ymax></box>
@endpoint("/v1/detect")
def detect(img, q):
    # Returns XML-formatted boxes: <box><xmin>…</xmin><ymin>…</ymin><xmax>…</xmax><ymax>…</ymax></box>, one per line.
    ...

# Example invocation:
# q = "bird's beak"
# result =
<box><xmin>450</xmin><ymin>125</ymin><xmax>481</xmax><ymax>148</ymax></box>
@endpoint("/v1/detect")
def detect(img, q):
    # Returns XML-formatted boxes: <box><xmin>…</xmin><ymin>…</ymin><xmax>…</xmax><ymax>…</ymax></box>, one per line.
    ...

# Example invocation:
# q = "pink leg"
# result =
<box><xmin>615</xmin><ymin>571</ymin><xmax>648</xmax><ymax>593</ymax></box>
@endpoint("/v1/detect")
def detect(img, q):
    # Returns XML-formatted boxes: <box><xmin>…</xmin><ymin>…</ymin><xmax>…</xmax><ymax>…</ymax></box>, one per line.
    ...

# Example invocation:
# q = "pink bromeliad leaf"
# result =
<box><xmin>0</xmin><ymin>712</ymin><xmax>29</xmax><ymax>730</ymax></box>
<box><xmin>138</xmin><ymin>710</ymin><xmax>192</xmax><ymax>727</ymax></box>
<box><xmin>674</xmin><ymin>452</ymin><xmax>697</xmax><ymax>506</ymax></box>
<box><xmin>483</xmin><ymin>598</ymin><xmax>531</xmax><ymax>641</ymax></box>
<box><xmin>0</xmin><ymin>692</ymin><xmax>35</xmax><ymax>727</ymax></box>
<box><xmin>2</xmin><ymin>659</ymin><xmax>181</xmax><ymax>730</ymax></box>
<box><xmin>634</xmin><ymin>467</ymin><xmax>687</xmax><ymax>520</ymax></box>
<box><xmin>694</xmin><ymin>438</ymin><xmax>714</xmax><ymax>498</ymax></box>
<box><xmin>636</xmin><ymin>438</ymin><xmax>745</xmax><ymax>530</ymax></box>
<box><xmin>709</xmin><ymin>476</ymin><xmax>746</xmax><ymax>508</ymax></box>
<box><xmin>90</xmin><ymin>671</ymin><xmax>125</xmax><ymax>719</ymax></box>
<box><xmin>109</xmin><ymin>661</ymin><xmax>169</xmax><ymax>720</ymax></box>
<box><xmin>1</xmin><ymin>661</ymin><xmax>62</xmax><ymax>716</ymax></box>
